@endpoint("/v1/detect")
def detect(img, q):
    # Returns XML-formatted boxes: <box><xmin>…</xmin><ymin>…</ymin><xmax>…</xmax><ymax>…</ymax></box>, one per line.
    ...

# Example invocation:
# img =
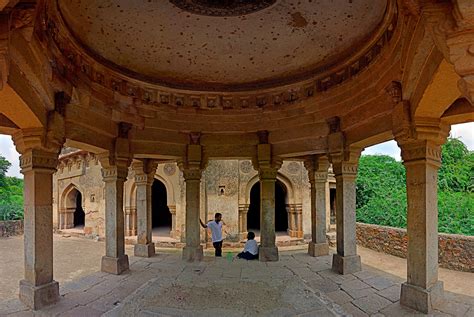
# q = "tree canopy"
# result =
<box><xmin>356</xmin><ymin>137</ymin><xmax>474</xmax><ymax>235</ymax></box>
<box><xmin>0</xmin><ymin>155</ymin><xmax>23</xmax><ymax>221</ymax></box>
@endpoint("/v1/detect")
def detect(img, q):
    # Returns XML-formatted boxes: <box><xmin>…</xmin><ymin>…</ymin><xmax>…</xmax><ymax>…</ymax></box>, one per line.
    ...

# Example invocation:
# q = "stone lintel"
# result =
<box><xmin>182</xmin><ymin>245</ymin><xmax>203</xmax><ymax>262</ymax></box>
<box><xmin>332</xmin><ymin>254</ymin><xmax>361</xmax><ymax>275</ymax></box>
<box><xmin>400</xmin><ymin>281</ymin><xmax>444</xmax><ymax>314</ymax></box>
<box><xmin>101</xmin><ymin>255</ymin><xmax>129</xmax><ymax>275</ymax></box>
<box><xmin>258</xmin><ymin>246</ymin><xmax>279</xmax><ymax>262</ymax></box>
<box><xmin>134</xmin><ymin>243</ymin><xmax>156</xmax><ymax>258</ymax></box>
<box><xmin>308</xmin><ymin>242</ymin><xmax>329</xmax><ymax>257</ymax></box>
<box><xmin>19</xmin><ymin>279</ymin><xmax>59</xmax><ymax>310</ymax></box>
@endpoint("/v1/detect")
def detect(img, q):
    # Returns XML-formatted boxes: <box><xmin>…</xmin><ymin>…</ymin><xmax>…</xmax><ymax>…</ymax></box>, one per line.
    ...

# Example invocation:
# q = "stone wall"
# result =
<box><xmin>0</xmin><ymin>220</ymin><xmax>23</xmax><ymax>237</ymax></box>
<box><xmin>356</xmin><ymin>222</ymin><xmax>473</xmax><ymax>272</ymax></box>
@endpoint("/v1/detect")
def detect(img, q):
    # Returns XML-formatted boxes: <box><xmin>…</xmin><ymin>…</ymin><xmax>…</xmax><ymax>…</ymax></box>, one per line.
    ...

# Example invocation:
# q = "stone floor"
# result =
<box><xmin>0</xmin><ymin>235</ymin><xmax>473</xmax><ymax>316</ymax></box>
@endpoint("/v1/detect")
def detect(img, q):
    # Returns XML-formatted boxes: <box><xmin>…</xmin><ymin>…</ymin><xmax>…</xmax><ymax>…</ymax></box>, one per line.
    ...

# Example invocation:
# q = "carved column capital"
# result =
<box><xmin>304</xmin><ymin>155</ymin><xmax>329</xmax><ymax>184</ymax></box>
<box><xmin>181</xmin><ymin>167</ymin><xmax>202</xmax><ymax>181</ymax></box>
<box><xmin>19</xmin><ymin>149</ymin><xmax>59</xmax><ymax>173</ymax></box>
<box><xmin>329</xmin><ymin>146</ymin><xmax>361</xmax><ymax>177</ymax></box>
<box><xmin>101</xmin><ymin>165</ymin><xmax>129</xmax><ymax>182</ymax></box>
<box><xmin>132</xmin><ymin>159</ymin><xmax>157</xmax><ymax>185</ymax></box>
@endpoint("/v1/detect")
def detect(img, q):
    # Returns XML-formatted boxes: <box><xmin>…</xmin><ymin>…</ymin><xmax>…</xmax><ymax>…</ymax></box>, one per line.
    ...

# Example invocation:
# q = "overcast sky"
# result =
<box><xmin>0</xmin><ymin>122</ymin><xmax>472</xmax><ymax>178</ymax></box>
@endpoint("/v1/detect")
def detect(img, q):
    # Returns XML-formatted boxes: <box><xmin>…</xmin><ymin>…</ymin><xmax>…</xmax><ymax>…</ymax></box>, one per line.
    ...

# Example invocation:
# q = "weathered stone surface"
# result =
<box><xmin>134</xmin><ymin>243</ymin><xmax>155</xmax><ymax>258</ymax></box>
<box><xmin>19</xmin><ymin>280</ymin><xmax>59</xmax><ymax>310</ymax></box>
<box><xmin>101</xmin><ymin>255</ymin><xmax>129</xmax><ymax>275</ymax></box>
<box><xmin>356</xmin><ymin>222</ymin><xmax>474</xmax><ymax>272</ymax></box>
<box><xmin>352</xmin><ymin>293</ymin><xmax>392</xmax><ymax>314</ymax></box>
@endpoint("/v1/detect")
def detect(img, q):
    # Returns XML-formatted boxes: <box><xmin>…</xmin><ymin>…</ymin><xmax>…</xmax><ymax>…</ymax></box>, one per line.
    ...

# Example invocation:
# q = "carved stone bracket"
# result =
<box><xmin>423</xmin><ymin>1</ymin><xmax>474</xmax><ymax>104</ymax></box>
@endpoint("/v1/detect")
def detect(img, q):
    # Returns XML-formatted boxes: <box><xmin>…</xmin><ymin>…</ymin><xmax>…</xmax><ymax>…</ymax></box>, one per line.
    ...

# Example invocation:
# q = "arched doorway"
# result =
<box><xmin>152</xmin><ymin>179</ymin><xmax>172</xmax><ymax>236</ymax></box>
<box><xmin>73</xmin><ymin>191</ymin><xmax>85</xmax><ymax>227</ymax></box>
<box><xmin>247</xmin><ymin>180</ymin><xmax>289</xmax><ymax>232</ymax></box>
<box><xmin>61</xmin><ymin>186</ymin><xmax>85</xmax><ymax>229</ymax></box>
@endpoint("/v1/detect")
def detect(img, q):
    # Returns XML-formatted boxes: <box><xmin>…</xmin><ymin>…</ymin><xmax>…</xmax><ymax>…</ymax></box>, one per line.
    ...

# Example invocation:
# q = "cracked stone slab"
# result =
<box><xmin>105</xmin><ymin>274</ymin><xmax>345</xmax><ymax>316</ymax></box>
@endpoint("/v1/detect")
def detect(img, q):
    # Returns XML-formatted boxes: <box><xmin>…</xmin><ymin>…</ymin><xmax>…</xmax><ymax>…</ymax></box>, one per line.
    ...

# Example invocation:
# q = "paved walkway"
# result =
<box><xmin>0</xmin><ymin>235</ymin><xmax>472</xmax><ymax>316</ymax></box>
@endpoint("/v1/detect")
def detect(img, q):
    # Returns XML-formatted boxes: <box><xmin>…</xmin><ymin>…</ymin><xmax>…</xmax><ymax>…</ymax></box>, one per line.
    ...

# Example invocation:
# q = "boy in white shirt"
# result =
<box><xmin>237</xmin><ymin>231</ymin><xmax>259</xmax><ymax>260</ymax></box>
<box><xmin>200</xmin><ymin>213</ymin><xmax>224</xmax><ymax>257</ymax></box>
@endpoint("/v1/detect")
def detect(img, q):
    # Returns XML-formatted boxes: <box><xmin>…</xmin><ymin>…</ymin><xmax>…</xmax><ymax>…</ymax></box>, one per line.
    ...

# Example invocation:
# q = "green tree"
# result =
<box><xmin>0</xmin><ymin>155</ymin><xmax>11</xmax><ymax>187</ymax></box>
<box><xmin>438</xmin><ymin>137</ymin><xmax>474</xmax><ymax>192</ymax></box>
<box><xmin>0</xmin><ymin>155</ymin><xmax>23</xmax><ymax>221</ymax></box>
<box><xmin>356</xmin><ymin>137</ymin><xmax>474</xmax><ymax>235</ymax></box>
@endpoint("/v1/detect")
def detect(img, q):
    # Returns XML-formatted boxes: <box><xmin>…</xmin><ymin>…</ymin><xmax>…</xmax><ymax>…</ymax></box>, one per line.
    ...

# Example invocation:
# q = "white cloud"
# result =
<box><xmin>0</xmin><ymin>134</ymin><xmax>21</xmax><ymax>178</ymax></box>
<box><xmin>451</xmin><ymin>122</ymin><xmax>474</xmax><ymax>150</ymax></box>
<box><xmin>362</xmin><ymin>140</ymin><xmax>401</xmax><ymax>161</ymax></box>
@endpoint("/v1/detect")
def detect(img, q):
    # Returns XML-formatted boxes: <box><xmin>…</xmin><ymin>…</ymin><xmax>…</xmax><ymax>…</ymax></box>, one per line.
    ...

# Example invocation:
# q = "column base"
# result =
<box><xmin>308</xmin><ymin>242</ymin><xmax>329</xmax><ymax>257</ymax></box>
<box><xmin>332</xmin><ymin>254</ymin><xmax>361</xmax><ymax>275</ymax></box>
<box><xmin>101</xmin><ymin>255</ymin><xmax>129</xmax><ymax>275</ymax></box>
<box><xmin>182</xmin><ymin>245</ymin><xmax>203</xmax><ymax>262</ymax></box>
<box><xmin>134</xmin><ymin>243</ymin><xmax>156</xmax><ymax>257</ymax></box>
<box><xmin>19</xmin><ymin>280</ymin><xmax>59</xmax><ymax>310</ymax></box>
<box><xmin>259</xmin><ymin>246</ymin><xmax>279</xmax><ymax>262</ymax></box>
<box><xmin>400</xmin><ymin>281</ymin><xmax>444</xmax><ymax>314</ymax></box>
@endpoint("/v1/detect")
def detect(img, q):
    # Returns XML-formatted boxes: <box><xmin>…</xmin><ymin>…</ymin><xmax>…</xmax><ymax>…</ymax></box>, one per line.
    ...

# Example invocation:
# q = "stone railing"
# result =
<box><xmin>0</xmin><ymin>220</ymin><xmax>24</xmax><ymax>237</ymax></box>
<box><xmin>356</xmin><ymin>222</ymin><xmax>473</xmax><ymax>273</ymax></box>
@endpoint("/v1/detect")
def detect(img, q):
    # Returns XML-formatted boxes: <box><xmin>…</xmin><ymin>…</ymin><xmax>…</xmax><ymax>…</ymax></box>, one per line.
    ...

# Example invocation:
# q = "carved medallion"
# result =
<box><xmin>163</xmin><ymin>163</ymin><xmax>177</xmax><ymax>176</ymax></box>
<box><xmin>287</xmin><ymin>162</ymin><xmax>301</xmax><ymax>174</ymax></box>
<box><xmin>170</xmin><ymin>0</ymin><xmax>276</xmax><ymax>17</ymax></box>
<box><xmin>240</xmin><ymin>160</ymin><xmax>253</xmax><ymax>174</ymax></box>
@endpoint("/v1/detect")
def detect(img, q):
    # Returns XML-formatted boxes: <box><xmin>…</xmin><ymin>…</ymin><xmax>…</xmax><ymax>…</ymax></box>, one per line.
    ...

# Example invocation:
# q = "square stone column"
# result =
<box><xmin>179</xmin><ymin>142</ymin><xmax>204</xmax><ymax>261</ymax></box>
<box><xmin>133</xmin><ymin>160</ymin><xmax>158</xmax><ymax>257</ymax></box>
<box><xmin>181</xmin><ymin>168</ymin><xmax>204</xmax><ymax>261</ymax></box>
<box><xmin>305</xmin><ymin>156</ymin><xmax>330</xmax><ymax>257</ymax></box>
<box><xmin>100</xmin><ymin>164</ymin><xmax>130</xmax><ymax>274</ymax></box>
<box><xmin>394</xmin><ymin>117</ymin><xmax>449</xmax><ymax>313</ymax></box>
<box><xmin>258</xmin><ymin>167</ymin><xmax>279</xmax><ymax>261</ymax></box>
<box><xmin>328</xmin><ymin>142</ymin><xmax>362</xmax><ymax>275</ymax></box>
<box><xmin>18</xmin><ymin>149</ymin><xmax>60</xmax><ymax>310</ymax></box>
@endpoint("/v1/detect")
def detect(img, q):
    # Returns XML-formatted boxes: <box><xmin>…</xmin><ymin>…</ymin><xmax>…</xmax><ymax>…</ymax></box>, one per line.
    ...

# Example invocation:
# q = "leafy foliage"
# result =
<box><xmin>0</xmin><ymin>155</ymin><xmax>23</xmax><ymax>221</ymax></box>
<box><xmin>356</xmin><ymin>138</ymin><xmax>474</xmax><ymax>235</ymax></box>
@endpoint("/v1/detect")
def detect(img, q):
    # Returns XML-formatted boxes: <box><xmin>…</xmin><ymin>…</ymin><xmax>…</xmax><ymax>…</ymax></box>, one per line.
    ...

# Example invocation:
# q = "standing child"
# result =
<box><xmin>200</xmin><ymin>213</ymin><xmax>224</xmax><ymax>257</ymax></box>
<box><xmin>237</xmin><ymin>231</ymin><xmax>259</xmax><ymax>260</ymax></box>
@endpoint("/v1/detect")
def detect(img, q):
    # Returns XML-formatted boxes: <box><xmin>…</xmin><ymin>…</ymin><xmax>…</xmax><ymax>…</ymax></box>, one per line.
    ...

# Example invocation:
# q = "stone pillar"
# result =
<box><xmin>330</xmin><ymin>149</ymin><xmax>361</xmax><ymax>274</ymax></box>
<box><xmin>182</xmin><ymin>167</ymin><xmax>203</xmax><ymax>261</ymax></box>
<box><xmin>133</xmin><ymin>160</ymin><xmax>157</xmax><ymax>257</ymax></box>
<box><xmin>169</xmin><ymin>205</ymin><xmax>177</xmax><ymax>238</ymax></box>
<box><xmin>238</xmin><ymin>204</ymin><xmax>249</xmax><ymax>239</ymax></box>
<box><xmin>18</xmin><ymin>149</ymin><xmax>60</xmax><ymax>309</ymax></box>
<box><xmin>254</xmin><ymin>132</ymin><xmax>281</xmax><ymax>261</ymax></box>
<box><xmin>394</xmin><ymin>111</ymin><xmax>450</xmax><ymax>313</ymax></box>
<box><xmin>258</xmin><ymin>165</ymin><xmax>280</xmax><ymax>261</ymax></box>
<box><xmin>100</xmin><ymin>162</ymin><xmax>130</xmax><ymax>274</ymax></box>
<box><xmin>287</xmin><ymin>205</ymin><xmax>295</xmax><ymax>235</ymax></box>
<box><xmin>179</xmin><ymin>141</ymin><xmax>204</xmax><ymax>261</ymax></box>
<box><xmin>124</xmin><ymin>207</ymin><xmax>137</xmax><ymax>236</ymax></box>
<box><xmin>305</xmin><ymin>156</ymin><xmax>330</xmax><ymax>257</ymax></box>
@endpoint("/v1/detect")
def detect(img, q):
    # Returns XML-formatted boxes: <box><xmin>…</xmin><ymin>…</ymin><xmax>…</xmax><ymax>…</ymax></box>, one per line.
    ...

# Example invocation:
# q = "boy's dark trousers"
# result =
<box><xmin>237</xmin><ymin>251</ymin><xmax>258</xmax><ymax>260</ymax></box>
<box><xmin>213</xmin><ymin>240</ymin><xmax>223</xmax><ymax>257</ymax></box>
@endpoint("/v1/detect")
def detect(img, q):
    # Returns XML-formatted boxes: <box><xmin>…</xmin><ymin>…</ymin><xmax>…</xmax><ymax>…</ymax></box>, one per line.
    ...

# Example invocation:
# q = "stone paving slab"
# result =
<box><xmin>0</xmin><ymin>250</ymin><xmax>473</xmax><ymax>317</ymax></box>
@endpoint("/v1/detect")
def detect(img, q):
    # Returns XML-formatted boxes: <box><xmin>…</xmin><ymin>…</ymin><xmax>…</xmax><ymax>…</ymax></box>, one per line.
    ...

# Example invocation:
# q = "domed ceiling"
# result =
<box><xmin>58</xmin><ymin>0</ymin><xmax>388</xmax><ymax>90</ymax></box>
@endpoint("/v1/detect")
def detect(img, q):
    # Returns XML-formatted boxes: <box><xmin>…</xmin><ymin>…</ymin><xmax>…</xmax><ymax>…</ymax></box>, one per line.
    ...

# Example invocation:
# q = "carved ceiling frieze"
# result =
<box><xmin>37</xmin><ymin>0</ymin><xmax>398</xmax><ymax>112</ymax></box>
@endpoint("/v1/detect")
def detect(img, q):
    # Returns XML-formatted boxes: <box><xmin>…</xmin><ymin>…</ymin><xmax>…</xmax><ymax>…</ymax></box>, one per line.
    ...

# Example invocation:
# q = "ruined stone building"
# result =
<box><xmin>53</xmin><ymin>148</ymin><xmax>337</xmax><ymax>242</ymax></box>
<box><xmin>0</xmin><ymin>0</ymin><xmax>473</xmax><ymax>313</ymax></box>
